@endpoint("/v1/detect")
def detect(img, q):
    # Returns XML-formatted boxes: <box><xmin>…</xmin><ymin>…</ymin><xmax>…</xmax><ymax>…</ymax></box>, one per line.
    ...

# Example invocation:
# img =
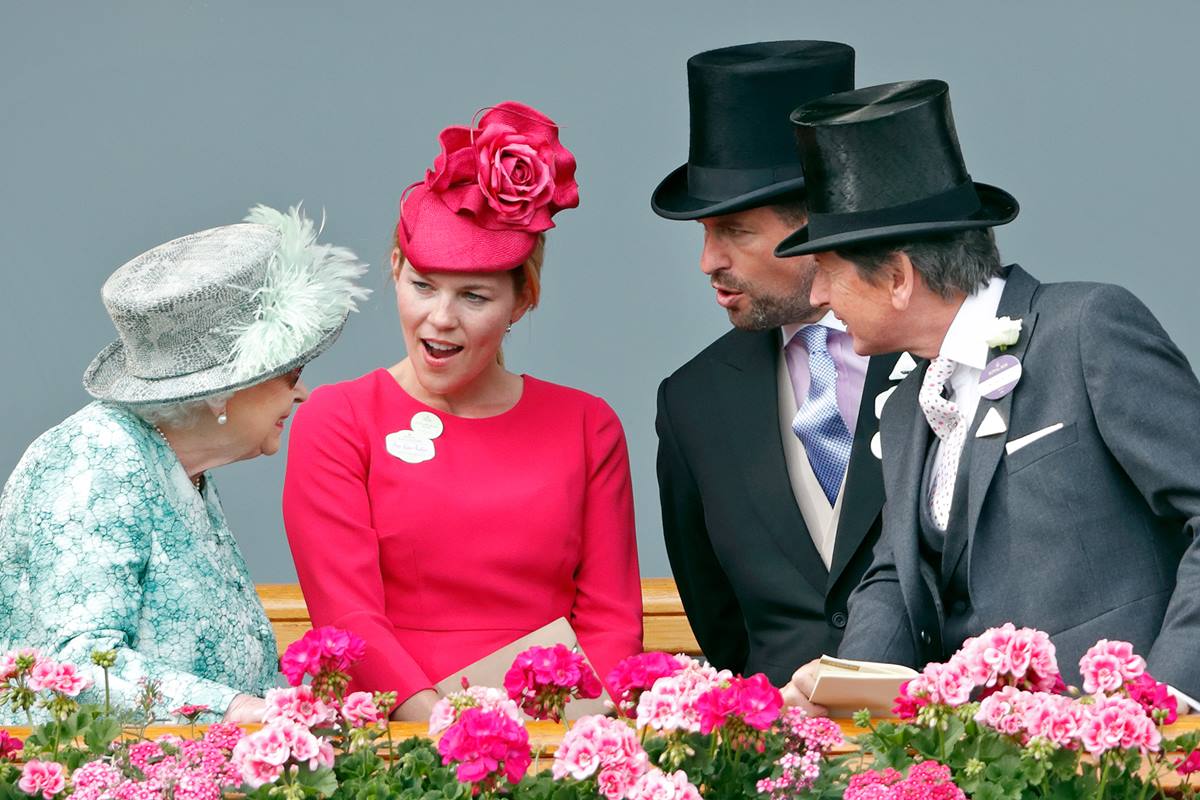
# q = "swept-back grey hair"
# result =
<box><xmin>123</xmin><ymin>390</ymin><xmax>235</xmax><ymax>428</ymax></box>
<box><xmin>835</xmin><ymin>228</ymin><xmax>1003</xmax><ymax>299</ymax></box>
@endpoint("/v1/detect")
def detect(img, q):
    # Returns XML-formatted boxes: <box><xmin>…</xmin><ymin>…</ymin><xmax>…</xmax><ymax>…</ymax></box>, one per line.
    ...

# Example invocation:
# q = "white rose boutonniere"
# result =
<box><xmin>984</xmin><ymin>316</ymin><xmax>1023</xmax><ymax>350</ymax></box>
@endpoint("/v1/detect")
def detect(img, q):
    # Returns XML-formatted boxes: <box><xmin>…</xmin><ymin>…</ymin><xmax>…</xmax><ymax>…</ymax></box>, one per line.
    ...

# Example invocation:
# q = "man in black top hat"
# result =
<box><xmin>778</xmin><ymin>80</ymin><xmax>1200</xmax><ymax>708</ymax></box>
<box><xmin>651</xmin><ymin>40</ymin><xmax>902</xmax><ymax>687</ymax></box>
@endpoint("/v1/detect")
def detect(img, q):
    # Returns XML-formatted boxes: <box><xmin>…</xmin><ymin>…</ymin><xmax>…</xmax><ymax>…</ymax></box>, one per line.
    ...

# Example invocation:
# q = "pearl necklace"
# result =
<box><xmin>152</xmin><ymin>424</ymin><xmax>204</xmax><ymax>491</ymax></box>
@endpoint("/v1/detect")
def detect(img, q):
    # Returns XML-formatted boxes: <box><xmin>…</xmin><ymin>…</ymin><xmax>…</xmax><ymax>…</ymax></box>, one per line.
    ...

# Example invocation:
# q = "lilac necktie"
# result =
<box><xmin>790</xmin><ymin>326</ymin><xmax>854</xmax><ymax>505</ymax></box>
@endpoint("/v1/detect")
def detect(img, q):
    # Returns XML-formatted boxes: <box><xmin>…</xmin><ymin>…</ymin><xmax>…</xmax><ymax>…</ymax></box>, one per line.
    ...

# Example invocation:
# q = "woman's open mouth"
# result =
<box><xmin>422</xmin><ymin>339</ymin><xmax>464</xmax><ymax>362</ymax></box>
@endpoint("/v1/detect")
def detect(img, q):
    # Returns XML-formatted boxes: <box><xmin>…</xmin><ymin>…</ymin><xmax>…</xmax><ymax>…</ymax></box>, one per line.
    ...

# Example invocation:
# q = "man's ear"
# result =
<box><xmin>888</xmin><ymin>251</ymin><xmax>916</xmax><ymax>312</ymax></box>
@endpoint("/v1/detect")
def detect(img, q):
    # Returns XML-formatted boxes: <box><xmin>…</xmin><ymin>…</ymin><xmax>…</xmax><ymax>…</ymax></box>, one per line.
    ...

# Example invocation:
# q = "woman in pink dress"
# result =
<box><xmin>283</xmin><ymin>102</ymin><xmax>642</xmax><ymax>721</ymax></box>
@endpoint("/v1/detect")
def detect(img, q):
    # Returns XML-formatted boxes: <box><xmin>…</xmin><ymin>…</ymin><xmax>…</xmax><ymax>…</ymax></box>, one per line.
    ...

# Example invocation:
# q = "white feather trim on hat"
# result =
<box><xmin>230</xmin><ymin>204</ymin><xmax>370</xmax><ymax>379</ymax></box>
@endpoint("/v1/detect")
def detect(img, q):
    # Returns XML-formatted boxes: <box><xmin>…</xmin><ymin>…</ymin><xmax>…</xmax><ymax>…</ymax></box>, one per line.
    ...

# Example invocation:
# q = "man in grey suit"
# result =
<box><xmin>773</xmin><ymin>79</ymin><xmax>1200</xmax><ymax>708</ymax></box>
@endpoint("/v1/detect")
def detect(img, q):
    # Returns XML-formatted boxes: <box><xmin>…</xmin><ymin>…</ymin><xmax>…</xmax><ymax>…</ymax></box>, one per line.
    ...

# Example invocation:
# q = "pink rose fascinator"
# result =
<box><xmin>395</xmin><ymin>101</ymin><xmax>579</xmax><ymax>271</ymax></box>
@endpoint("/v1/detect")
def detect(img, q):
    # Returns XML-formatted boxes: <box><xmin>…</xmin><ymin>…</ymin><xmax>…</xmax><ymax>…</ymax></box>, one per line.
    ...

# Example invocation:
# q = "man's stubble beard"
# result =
<box><xmin>726</xmin><ymin>266</ymin><xmax>821</xmax><ymax>331</ymax></box>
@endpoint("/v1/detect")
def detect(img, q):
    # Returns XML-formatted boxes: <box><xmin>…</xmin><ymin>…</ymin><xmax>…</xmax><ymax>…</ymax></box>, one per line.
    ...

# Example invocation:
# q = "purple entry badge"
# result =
<box><xmin>978</xmin><ymin>354</ymin><xmax>1022</xmax><ymax>400</ymax></box>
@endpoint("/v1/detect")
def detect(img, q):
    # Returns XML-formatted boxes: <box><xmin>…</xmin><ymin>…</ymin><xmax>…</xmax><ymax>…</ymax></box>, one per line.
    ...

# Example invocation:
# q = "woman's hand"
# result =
<box><xmin>390</xmin><ymin>689</ymin><xmax>441</xmax><ymax>722</ymax></box>
<box><xmin>223</xmin><ymin>693</ymin><xmax>268</xmax><ymax>723</ymax></box>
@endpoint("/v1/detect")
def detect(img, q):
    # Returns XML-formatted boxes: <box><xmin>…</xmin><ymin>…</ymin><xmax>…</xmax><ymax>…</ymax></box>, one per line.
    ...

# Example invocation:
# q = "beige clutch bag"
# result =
<box><xmin>434</xmin><ymin>617</ymin><xmax>611</xmax><ymax>720</ymax></box>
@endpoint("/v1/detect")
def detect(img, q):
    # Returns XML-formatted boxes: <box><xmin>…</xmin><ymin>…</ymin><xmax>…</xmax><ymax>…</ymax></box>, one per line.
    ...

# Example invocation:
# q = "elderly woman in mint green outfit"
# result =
<box><xmin>0</xmin><ymin>205</ymin><xmax>368</xmax><ymax>723</ymax></box>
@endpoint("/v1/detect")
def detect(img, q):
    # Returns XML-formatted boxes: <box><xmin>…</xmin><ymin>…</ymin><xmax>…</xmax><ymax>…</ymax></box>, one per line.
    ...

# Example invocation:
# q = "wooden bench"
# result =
<box><xmin>257</xmin><ymin>577</ymin><xmax>701</xmax><ymax>657</ymax></box>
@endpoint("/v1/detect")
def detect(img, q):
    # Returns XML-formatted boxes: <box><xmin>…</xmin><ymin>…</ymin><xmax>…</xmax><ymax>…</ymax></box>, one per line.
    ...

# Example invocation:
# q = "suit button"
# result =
<box><xmin>831</xmin><ymin>611</ymin><xmax>848</xmax><ymax>629</ymax></box>
<box><xmin>920</xmin><ymin>629</ymin><xmax>932</xmax><ymax>645</ymax></box>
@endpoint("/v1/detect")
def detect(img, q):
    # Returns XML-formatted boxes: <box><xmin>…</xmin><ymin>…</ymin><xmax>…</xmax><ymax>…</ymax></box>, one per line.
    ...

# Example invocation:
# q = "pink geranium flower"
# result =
<box><xmin>429</xmin><ymin>685</ymin><xmax>523</xmax><ymax>736</ymax></box>
<box><xmin>696</xmin><ymin>673</ymin><xmax>783</xmax><ymax>735</ymax></box>
<box><xmin>552</xmin><ymin>714</ymin><xmax>648</xmax><ymax>798</ymax></box>
<box><xmin>625</xmin><ymin>768</ymin><xmax>702</xmax><ymax>800</ymax></box>
<box><xmin>26</xmin><ymin>660</ymin><xmax>91</xmax><ymax>696</ymax></box>
<box><xmin>503</xmin><ymin>644</ymin><xmax>603</xmax><ymax>722</ymax></box>
<box><xmin>263</xmin><ymin>685</ymin><xmax>336</xmax><ymax>728</ymax></box>
<box><xmin>636</xmin><ymin>658</ymin><xmax>732</xmax><ymax>733</ymax></box>
<box><xmin>0</xmin><ymin>730</ymin><xmax>22</xmax><ymax>759</ymax></box>
<box><xmin>1080</xmin><ymin>639</ymin><xmax>1146</xmax><ymax>695</ymax></box>
<box><xmin>1125</xmin><ymin>673</ymin><xmax>1178</xmax><ymax>725</ymax></box>
<box><xmin>437</xmin><ymin>706</ymin><xmax>531</xmax><ymax>789</ymax></box>
<box><xmin>19</xmin><ymin>760</ymin><xmax>66</xmax><ymax>798</ymax></box>
<box><xmin>606</xmin><ymin>652</ymin><xmax>685</xmax><ymax>718</ymax></box>
<box><xmin>845</xmin><ymin>761</ymin><xmax>965</xmax><ymax>800</ymax></box>
<box><xmin>341</xmin><ymin>691</ymin><xmax>384</xmax><ymax>728</ymax></box>
<box><xmin>279</xmin><ymin>626</ymin><xmax>366</xmax><ymax>692</ymax></box>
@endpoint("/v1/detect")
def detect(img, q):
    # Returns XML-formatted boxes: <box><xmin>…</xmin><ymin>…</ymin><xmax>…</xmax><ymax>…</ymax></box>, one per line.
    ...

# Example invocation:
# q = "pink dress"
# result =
<box><xmin>283</xmin><ymin>369</ymin><xmax>643</xmax><ymax>702</ymax></box>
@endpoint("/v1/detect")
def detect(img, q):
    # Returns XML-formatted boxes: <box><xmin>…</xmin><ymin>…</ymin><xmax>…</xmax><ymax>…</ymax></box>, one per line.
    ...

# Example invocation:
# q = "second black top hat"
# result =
<box><xmin>651</xmin><ymin>40</ymin><xmax>855</xmax><ymax>220</ymax></box>
<box><xmin>776</xmin><ymin>80</ymin><xmax>1019</xmax><ymax>256</ymax></box>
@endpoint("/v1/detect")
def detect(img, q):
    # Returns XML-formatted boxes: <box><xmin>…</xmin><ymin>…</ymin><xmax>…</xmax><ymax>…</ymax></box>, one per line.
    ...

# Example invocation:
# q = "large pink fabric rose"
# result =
<box><xmin>424</xmin><ymin>101</ymin><xmax>578</xmax><ymax>232</ymax></box>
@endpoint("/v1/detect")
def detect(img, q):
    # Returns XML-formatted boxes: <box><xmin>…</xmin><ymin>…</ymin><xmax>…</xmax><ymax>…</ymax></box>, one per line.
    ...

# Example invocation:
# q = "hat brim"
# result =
<box><xmin>651</xmin><ymin>163</ymin><xmax>806</xmax><ymax>221</ymax></box>
<box><xmin>82</xmin><ymin>316</ymin><xmax>347</xmax><ymax>405</ymax></box>
<box><xmin>774</xmin><ymin>182</ymin><xmax>1019</xmax><ymax>257</ymax></box>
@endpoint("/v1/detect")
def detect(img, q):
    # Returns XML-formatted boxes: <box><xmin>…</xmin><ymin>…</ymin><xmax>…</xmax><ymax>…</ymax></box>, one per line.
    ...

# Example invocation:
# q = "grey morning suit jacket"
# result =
<box><xmin>839</xmin><ymin>264</ymin><xmax>1200</xmax><ymax>697</ymax></box>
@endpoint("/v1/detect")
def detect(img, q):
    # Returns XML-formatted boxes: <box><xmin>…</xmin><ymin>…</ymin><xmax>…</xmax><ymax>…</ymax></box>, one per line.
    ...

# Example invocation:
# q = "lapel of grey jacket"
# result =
<box><xmin>711</xmin><ymin>329</ymin><xmax>829</xmax><ymax>595</ymax></box>
<box><xmin>880</xmin><ymin>358</ymin><xmax>934</xmax><ymax>602</ymax></box>
<box><xmin>827</xmin><ymin>351</ymin><xmax>900</xmax><ymax>589</ymax></box>
<box><xmin>946</xmin><ymin>265</ymin><xmax>1041</xmax><ymax>579</ymax></box>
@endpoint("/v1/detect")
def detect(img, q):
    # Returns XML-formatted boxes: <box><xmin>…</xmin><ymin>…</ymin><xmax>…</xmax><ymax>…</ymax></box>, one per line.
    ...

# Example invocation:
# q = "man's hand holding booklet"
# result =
<box><xmin>805</xmin><ymin>656</ymin><xmax>918</xmax><ymax>716</ymax></box>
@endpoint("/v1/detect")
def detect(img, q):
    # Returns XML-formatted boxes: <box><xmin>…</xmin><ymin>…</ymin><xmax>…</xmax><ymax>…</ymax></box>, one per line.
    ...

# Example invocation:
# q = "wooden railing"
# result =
<box><xmin>257</xmin><ymin>578</ymin><xmax>702</xmax><ymax>657</ymax></box>
<box><xmin>4</xmin><ymin>719</ymin><xmax>1199</xmax><ymax>758</ymax></box>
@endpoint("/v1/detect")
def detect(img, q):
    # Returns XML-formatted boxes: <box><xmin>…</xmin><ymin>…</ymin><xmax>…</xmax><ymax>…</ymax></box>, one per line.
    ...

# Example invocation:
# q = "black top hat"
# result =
<box><xmin>776</xmin><ymin>80</ymin><xmax>1018</xmax><ymax>257</ymax></box>
<box><xmin>651</xmin><ymin>40</ymin><xmax>855</xmax><ymax>221</ymax></box>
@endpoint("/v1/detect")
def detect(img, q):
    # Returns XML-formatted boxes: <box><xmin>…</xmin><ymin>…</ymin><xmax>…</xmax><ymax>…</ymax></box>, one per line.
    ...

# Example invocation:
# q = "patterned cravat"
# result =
<box><xmin>919</xmin><ymin>356</ymin><xmax>966</xmax><ymax>530</ymax></box>
<box><xmin>791</xmin><ymin>325</ymin><xmax>854</xmax><ymax>505</ymax></box>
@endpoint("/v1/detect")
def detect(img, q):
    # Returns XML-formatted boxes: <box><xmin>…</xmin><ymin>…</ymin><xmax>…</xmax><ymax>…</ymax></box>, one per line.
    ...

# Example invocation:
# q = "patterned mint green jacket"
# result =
<box><xmin>0</xmin><ymin>402</ymin><xmax>279</xmax><ymax>721</ymax></box>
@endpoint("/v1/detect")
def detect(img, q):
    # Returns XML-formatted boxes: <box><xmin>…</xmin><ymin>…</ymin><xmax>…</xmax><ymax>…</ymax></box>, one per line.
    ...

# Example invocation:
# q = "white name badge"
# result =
<box><xmin>410</xmin><ymin>411</ymin><xmax>444</xmax><ymax>440</ymax></box>
<box><xmin>386</xmin><ymin>430</ymin><xmax>436</xmax><ymax>464</ymax></box>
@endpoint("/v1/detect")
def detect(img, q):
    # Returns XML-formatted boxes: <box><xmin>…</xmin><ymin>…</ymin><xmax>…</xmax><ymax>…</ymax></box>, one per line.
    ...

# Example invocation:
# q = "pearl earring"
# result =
<box><xmin>506</xmin><ymin>323</ymin><xmax>513</xmax><ymax>333</ymax></box>
<box><xmin>217</xmin><ymin>411</ymin><xmax>228</xmax><ymax>425</ymax></box>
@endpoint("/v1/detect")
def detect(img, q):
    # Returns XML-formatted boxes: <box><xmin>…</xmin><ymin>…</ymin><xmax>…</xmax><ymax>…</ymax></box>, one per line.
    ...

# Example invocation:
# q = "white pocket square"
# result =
<box><xmin>1005</xmin><ymin>422</ymin><xmax>1065</xmax><ymax>455</ymax></box>
<box><xmin>975</xmin><ymin>407</ymin><xmax>1007</xmax><ymax>438</ymax></box>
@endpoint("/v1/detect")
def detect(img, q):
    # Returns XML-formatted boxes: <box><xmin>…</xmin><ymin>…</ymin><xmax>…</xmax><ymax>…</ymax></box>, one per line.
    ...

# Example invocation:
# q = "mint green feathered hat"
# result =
<box><xmin>83</xmin><ymin>204</ymin><xmax>370</xmax><ymax>404</ymax></box>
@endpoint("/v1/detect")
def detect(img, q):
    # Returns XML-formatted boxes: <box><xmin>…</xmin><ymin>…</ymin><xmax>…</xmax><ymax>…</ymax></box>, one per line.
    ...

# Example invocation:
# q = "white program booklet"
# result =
<box><xmin>808</xmin><ymin>655</ymin><xmax>919</xmax><ymax>715</ymax></box>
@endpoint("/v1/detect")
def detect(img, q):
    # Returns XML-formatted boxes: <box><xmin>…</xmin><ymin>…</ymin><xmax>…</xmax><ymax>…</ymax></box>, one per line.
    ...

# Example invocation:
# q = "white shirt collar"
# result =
<box><xmin>780</xmin><ymin>310</ymin><xmax>845</xmax><ymax>351</ymax></box>
<box><xmin>937</xmin><ymin>276</ymin><xmax>1007</xmax><ymax>370</ymax></box>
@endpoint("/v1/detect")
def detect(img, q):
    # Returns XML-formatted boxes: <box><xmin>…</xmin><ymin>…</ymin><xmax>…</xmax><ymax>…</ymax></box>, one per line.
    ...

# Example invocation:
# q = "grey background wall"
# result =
<box><xmin>2</xmin><ymin>1</ymin><xmax>1197</xmax><ymax>581</ymax></box>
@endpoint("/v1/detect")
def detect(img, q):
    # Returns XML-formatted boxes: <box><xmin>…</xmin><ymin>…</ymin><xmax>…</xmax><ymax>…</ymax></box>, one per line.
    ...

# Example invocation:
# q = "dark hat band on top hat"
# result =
<box><xmin>775</xmin><ymin>79</ymin><xmax>1018</xmax><ymax>256</ymax></box>
<box><xmin>803</xmin><ymin>180</ymin><xmax>981</xmax><ymax>242</ymax></box>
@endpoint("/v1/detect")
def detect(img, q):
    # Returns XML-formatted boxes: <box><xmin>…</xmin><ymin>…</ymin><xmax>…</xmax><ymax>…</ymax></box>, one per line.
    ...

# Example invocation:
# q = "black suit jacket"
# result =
<box><xmin>656</xmin><ymin>327</ymin><xmax>899</xmax><ymax>685</ymax></box>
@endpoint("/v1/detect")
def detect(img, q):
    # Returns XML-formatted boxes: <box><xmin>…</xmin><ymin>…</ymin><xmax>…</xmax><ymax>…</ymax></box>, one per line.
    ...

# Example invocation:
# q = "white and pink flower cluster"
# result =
<box><xmin>971</xmin><ymin>637</ymin><xmax>1170</xmax><ymax>756</ymax></box>
<box><xmin>230</xmin><ymin>718</ymin><xmax>335</xmax><ymax>789</ymax></box>
<box><xmin>1078</xmin><ymin>639</ymin><xmax>1147</xmax><ymax>695</ymax></box>
<box><xmin>0</xmin><ymin>648</ymin><xmax>92</xmax><ymax>697</ymax></box>
<box><xmin>905</xmin><ymin>623</ymin><xmax>1061</xmax><ymax>711</ymax></box>
<box><xmin>429</xmin><ymin>684</ymin><xmax>522</xmax><ymax>736</ymax></box>
<box><xmin>624</xmin><ymin>768</ymin><xmax>703</xmax><ymax>800</ymax></box>
<box><xmin>553</xmin><ymin>714</ymin><xmax>650</xmax><ymax>799</ymax></box>
<box><xmin>635</xmin><ymin>657</ymin><xmax>733</xmax><ymax>733</ymax></box>
<box><xmin>976</xmin><ymin>688</ymin><xmax>1161</xmax><ymax>754</ymax></box>
<box><xmin>553</xmin><ymin>716</ymin><xmax>701</xmax><ymax>800</ymax></box>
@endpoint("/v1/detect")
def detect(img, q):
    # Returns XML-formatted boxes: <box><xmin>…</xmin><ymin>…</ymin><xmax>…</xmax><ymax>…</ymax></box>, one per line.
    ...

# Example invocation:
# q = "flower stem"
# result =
<box><xmin>1097</xmin><ymin>756</ymin><xmax>1112</xmax><ymax>800</ymax></box>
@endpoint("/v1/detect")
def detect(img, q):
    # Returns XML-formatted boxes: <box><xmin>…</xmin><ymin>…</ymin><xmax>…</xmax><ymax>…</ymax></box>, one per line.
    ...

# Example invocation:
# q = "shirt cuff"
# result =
<box><xmin>1168</xmin><ymin>684</ymin><xmax>1200</xmax><ymax>714</ymax></box>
